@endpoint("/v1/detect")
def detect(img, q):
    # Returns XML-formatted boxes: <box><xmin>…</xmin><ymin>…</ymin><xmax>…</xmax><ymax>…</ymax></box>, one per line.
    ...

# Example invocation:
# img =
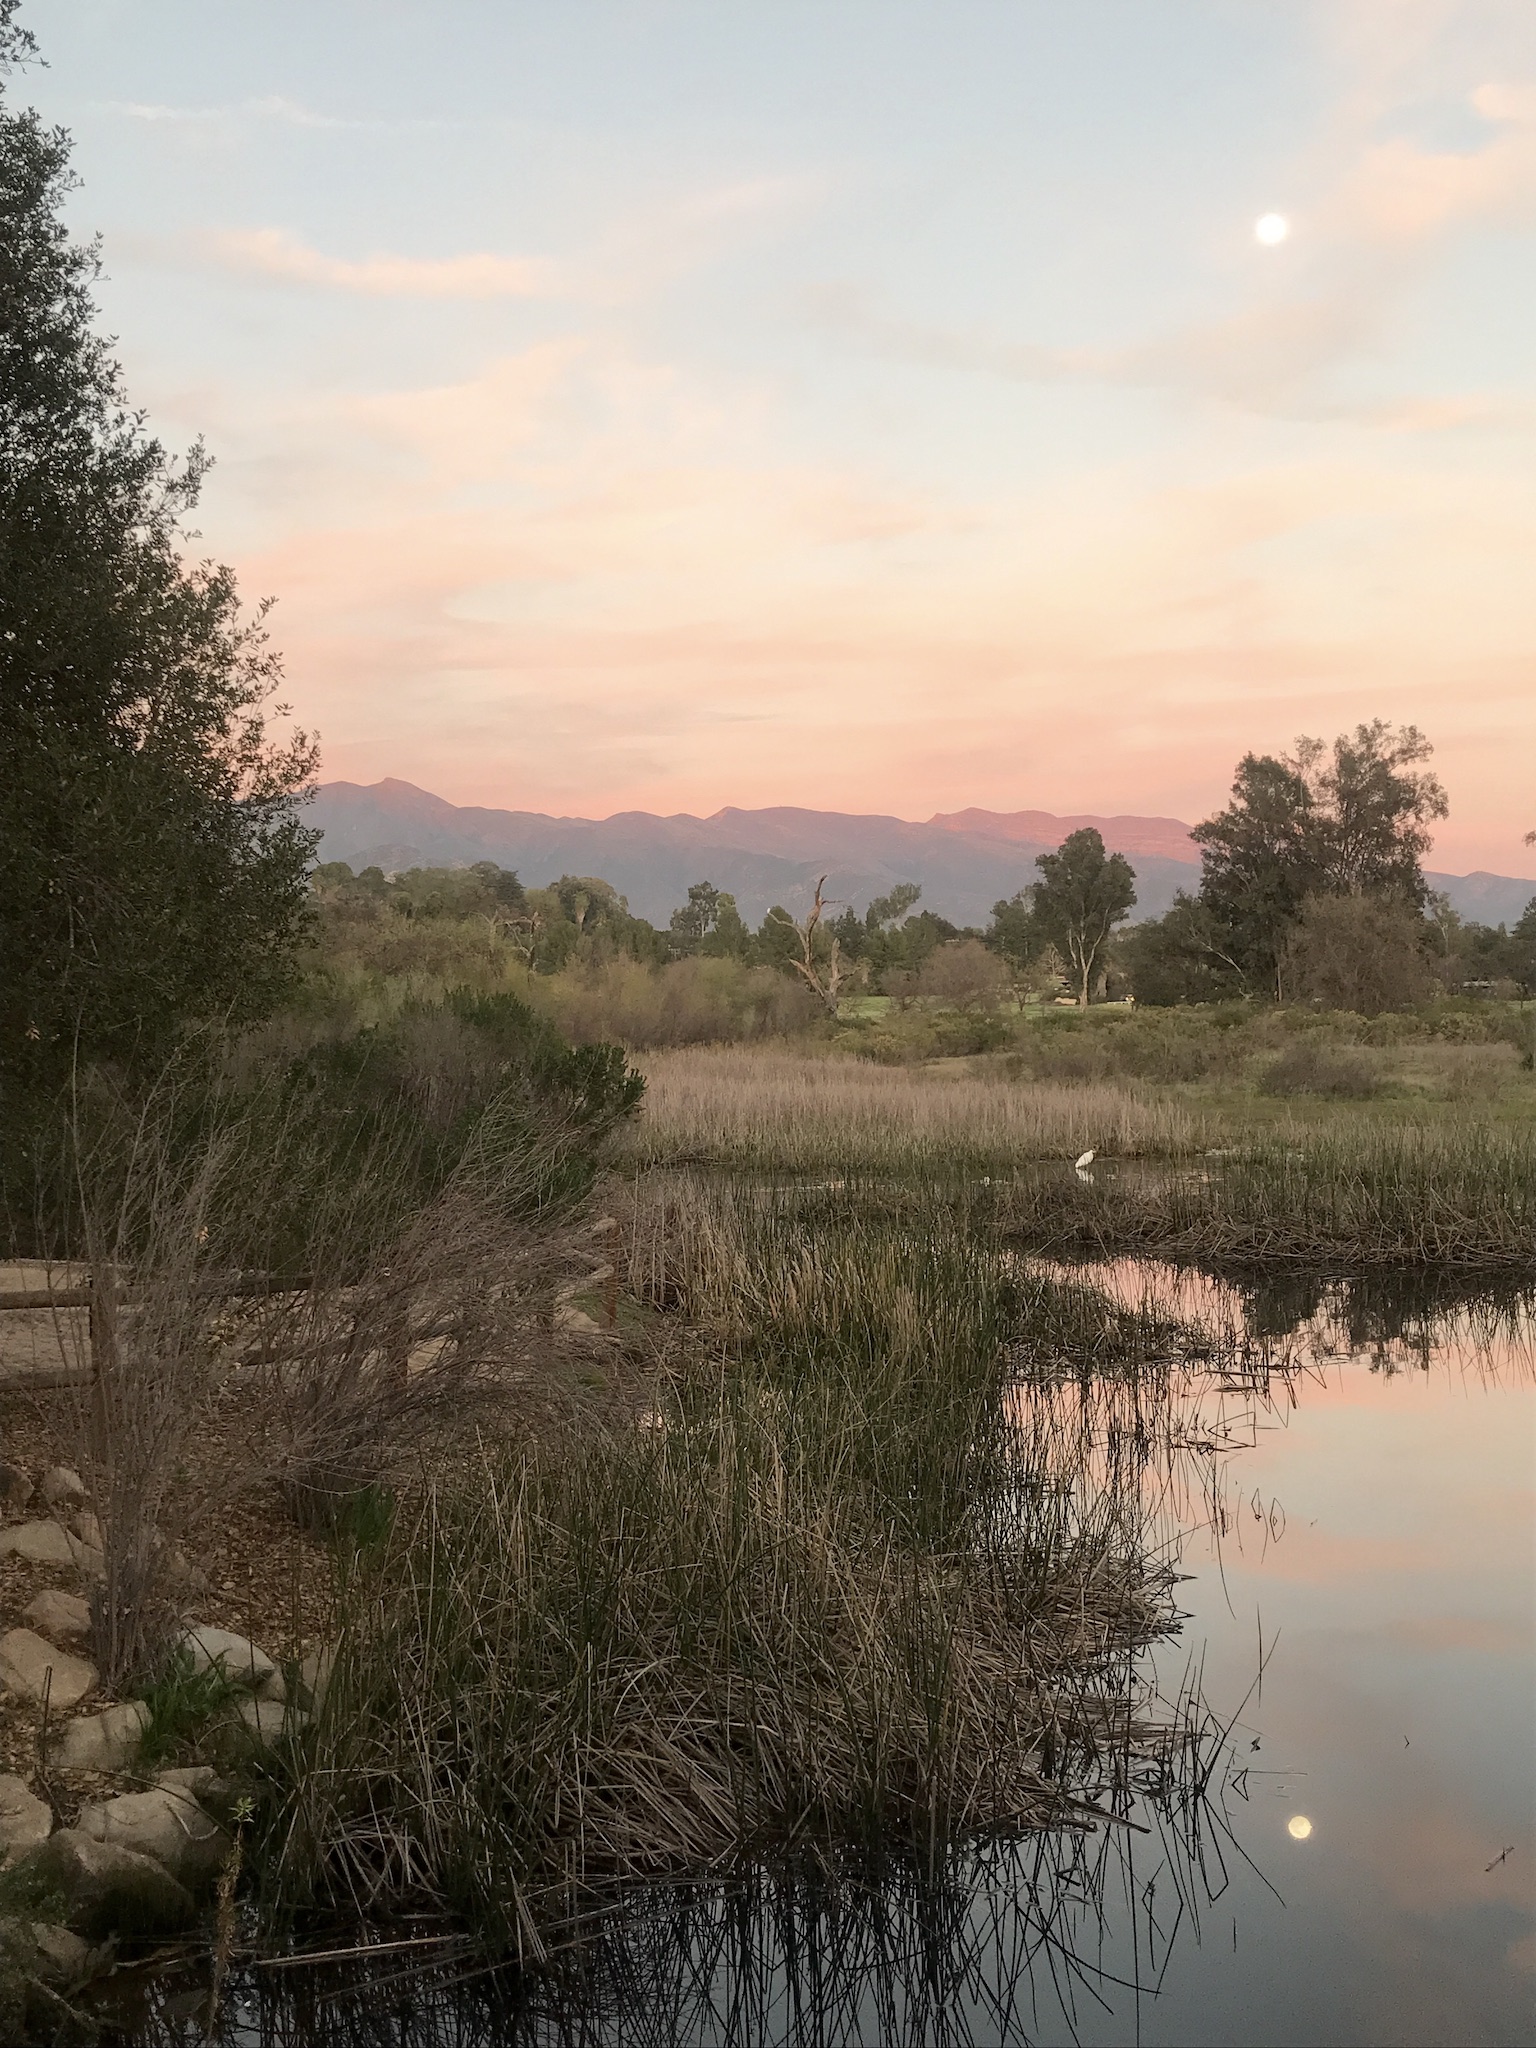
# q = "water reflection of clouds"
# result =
<box><xmin>1007</xmin><ymin>1256</ymin><xmax>1535</xmax><ymax>2041</ymax></box>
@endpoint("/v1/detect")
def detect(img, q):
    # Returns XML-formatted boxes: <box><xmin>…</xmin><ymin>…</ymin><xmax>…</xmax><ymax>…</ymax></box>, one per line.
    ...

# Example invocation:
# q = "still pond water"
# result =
<box><xmin>124</xmin><ymin>1262</ymin><xmax>1535</xmax><ymax>2048</ymax></box>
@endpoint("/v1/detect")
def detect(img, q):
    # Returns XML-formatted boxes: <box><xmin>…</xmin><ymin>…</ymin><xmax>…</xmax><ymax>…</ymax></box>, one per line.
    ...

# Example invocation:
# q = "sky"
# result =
<box><xmin>18</xmin><ymin>0</ymin><xmax>1536</xmax><ymax>873</ymax></box>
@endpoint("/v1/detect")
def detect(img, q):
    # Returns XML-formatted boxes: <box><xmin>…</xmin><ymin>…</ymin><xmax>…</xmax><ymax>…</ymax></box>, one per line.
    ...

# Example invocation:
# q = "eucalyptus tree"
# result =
<box><xmin>1031</xmin><ymin>829</ymin><xmax>1137</xmax><ymax>1007</ymax></box>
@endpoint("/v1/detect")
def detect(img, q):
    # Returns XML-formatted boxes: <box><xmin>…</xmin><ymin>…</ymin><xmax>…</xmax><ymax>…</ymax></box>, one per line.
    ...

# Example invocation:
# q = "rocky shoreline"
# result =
<box><xmin>0</xmin><ymin>1460</ymin><xmax>331</xmax><ymax>2039</ymax></box>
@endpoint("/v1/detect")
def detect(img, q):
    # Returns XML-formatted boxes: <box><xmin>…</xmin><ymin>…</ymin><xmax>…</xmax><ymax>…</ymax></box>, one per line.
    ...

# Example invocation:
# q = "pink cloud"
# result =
<box><xmin>205</xmin><ymin>226</ymin><xmax>561</xmax><ymax>298</ymax></box>
<box><xmin>1331</xmin><ymin>97</ymin><xmax>1536</xmax><ymax>245</ymax></box>
<box><xmin>172</xmin><ymin>314</ymin><xmax>1536</xmax><ymax>866</ymax></box>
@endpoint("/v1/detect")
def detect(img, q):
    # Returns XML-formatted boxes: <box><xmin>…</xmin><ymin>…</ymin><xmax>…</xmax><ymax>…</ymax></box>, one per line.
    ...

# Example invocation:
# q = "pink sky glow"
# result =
<box><xmin>34</xmin><ymin>1</ymin><xmax>1536</xmax><ymax>874</ymax></box>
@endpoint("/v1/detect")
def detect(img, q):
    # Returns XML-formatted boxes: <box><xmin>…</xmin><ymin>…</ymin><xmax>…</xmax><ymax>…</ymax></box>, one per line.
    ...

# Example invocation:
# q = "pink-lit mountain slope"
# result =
<box><xmin>930</xmin><ymin>809</ymin><xmax>1198</xmax><ymax>862</ymax></box>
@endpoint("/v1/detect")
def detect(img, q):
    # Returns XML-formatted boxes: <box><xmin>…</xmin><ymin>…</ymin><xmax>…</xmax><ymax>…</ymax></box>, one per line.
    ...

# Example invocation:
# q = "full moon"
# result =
<box><xmin>1288</xmin><ymin>1815</ymin><xmax>1313</xmax><ymax>1840</ymax></box>
<box><xmin>1255</xmin><ymin>212</ymin><xmax>1290</xmax><ymax>246</ymax></box>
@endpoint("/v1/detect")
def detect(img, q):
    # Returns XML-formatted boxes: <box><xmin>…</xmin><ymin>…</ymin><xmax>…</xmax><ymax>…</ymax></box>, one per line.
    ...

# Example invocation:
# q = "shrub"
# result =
<box><xmin>528</xmin><ymin>956</ymin><xmax>819</xmax><ymax>1049</ymax></box>
<box><xmin>1260</xmin><ymin>1039</ymin><xmax>1382</xmax><ymax>1099</ymax></box>
<box><xmin>912</xmin><ymin>939</ymin><xmax>1013</xmax><ymax>1011</ymax></box>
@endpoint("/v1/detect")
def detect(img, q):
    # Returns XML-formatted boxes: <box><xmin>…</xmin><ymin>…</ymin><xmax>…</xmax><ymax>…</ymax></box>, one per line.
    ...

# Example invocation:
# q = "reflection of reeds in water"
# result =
<box><xmin>184</xmin><ymin>1790</ymin><xmax>1239</xmax><ymax>2048</ymax></box>
<box><xmin>1006</xmin><ymin>1252</ymin><xmax>1536</xmax><ymax>1609</ymax></box>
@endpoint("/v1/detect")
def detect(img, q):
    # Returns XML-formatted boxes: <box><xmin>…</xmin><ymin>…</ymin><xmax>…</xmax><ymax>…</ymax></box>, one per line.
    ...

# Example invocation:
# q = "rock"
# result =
<box><xmin>0</xmin><ymin>1520</ymin><xmax>75</xmax><ymax>1567</ymax></box>
<box><xmin>29</xmin><ymin>1922</ymin><xmax>93</xmax><ymax>1984</ymax></box>
<box><xmin>0</xmin><ymin>1775</ymin><xmax>52</xmax><ymax>1865</ymax></box>
<box><xmin>69</xmin><ymin>1535</ymin><xmax>106</xmax><ymax>1579</ymax></box>
<box><xmin>179</xmin><ymin>1624</ymin><xmax>275</xmax><ymax>1691</ymax></box>
<box><xmin>75</xmin><ymin>1786</ymin><xmax>229</xmax><ymax>1891</ymax></box>
<box><xmin>296</xmin><ymin>1643</ymin><xmax>335</xmax><ymax>1711</ymax></box>
<box><xmin>69</xmin><ymin>1509</ymin><xmax>103</xmax><ymax>1550</ymax></box>
<box><xmin>154</xmin><ymin>1765</ymin><xmax>217</xmax><ymax>1796</ymax></box>
<box><xmin>51</xmin><ymin>1699</ymin><xmax>148</xmax><ymax>1772</ymax></box>
<box><xmin>37</xmin><ymin>1467</ymin><xmax>87</xmax><ymax>1510</ymax></box>
<box><xmin>255</xmin><ymin>1663</ymin><xmax>286</xmax><ymax>1703</ymax></box>
<box><xmin>234</xmin><ymin>1695</ymin><xmax>301</xmax><ymax>1744</ymax></box>
<box><xmin>0</xmin><ymin>1628</ymin><xmax>97</xmax><ymax>1709</ymax></box>
<box><xmin>166</xmin><ymin>1549</ymin><xmax>211</xmax><ymax>1595</ymax></box>
<box><xmin>11</xmin><ymin>1828</ymin><xmax>195</xmax><ymax>1940</ymax></box>
<box><xmin>554</xmin><ymin>1305</ymin><xmax>602</xmax><ymax>1335</ymax></box>
<box><xmin>0</xmin><ymin>1461</ymin><xmax>30</xmax><ymax>1509</ymax></box>
<box><xmin>22</xmin><ymin>1588</ymin><xmax>91</xmax><ymax>1644</ymax></box>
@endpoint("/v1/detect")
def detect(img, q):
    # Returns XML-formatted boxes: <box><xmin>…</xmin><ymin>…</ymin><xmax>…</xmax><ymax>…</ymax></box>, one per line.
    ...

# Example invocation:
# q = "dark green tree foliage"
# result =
<box><xmin>1514</xmin><ymin>901</ymin><xmax>1536</xmax><ymax>1000</ymax></box>
<box><xmin>1191</xmin><ymin>723</ymin><xmax>1446</xmax><ymax>998</ymax></box>
<box><xmin>986</xmin><ymin>891</ymin><xmax>1043</xmax><ymax>973</ymax></box>
<box><xmin>865</xmin><ymin>882</ymin><xmax>922</xmax><ymax>932</ymax></box>
<box><xmin>1189</xmin><ymin>753</ymin><xmax>1321</xmax><ymax>999</ymax></box>
<box><xmin>754</xmin><ymin>906</ymin><xmax>804</xmax><ymax>973</ymax></box>
<box><xmin>1315</xmin><ymin>723</ymin><xmax>1446</xmax><ymax>900</ymax></box>
<box><xmin>670</xmin><ymin>880</ymin><xmax>723</xmax><ymax>947</ymax></box>
<box><xmin>1031</xmin><ymin>828</ymin><xmax>1136</xmax><ymax>1007</ymax></box>
<box><xmin>1116</xmin><ymin>892</ymin><xmax>1244</xmax><ymax>1007</ymax></box>
<box><xmin>669</xmin><ymin>880</ymin><xmax>750</xmax><ymax>959</ymax></box>
<box><xmin>0</xmin><ymin>8</ymin><xmax>317</xmax><ymax>1088</ymax></box>
<box><xmin>1442</xmin><ymin>903</ymin><xmax>1536</xmax><ymax>1000</ymax></box>
<box><xmin>469</xmin><ymin>861</ymin><xmax>527</xmax><ymax>914</ymax></box>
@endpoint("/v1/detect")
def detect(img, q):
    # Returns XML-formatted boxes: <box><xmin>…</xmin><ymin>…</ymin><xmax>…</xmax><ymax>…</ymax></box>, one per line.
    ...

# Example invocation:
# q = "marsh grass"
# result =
<box><xmin>998</xmin><ymin>1125</ymin><xmax>1536</xmax><ymax>1270</ymax></box>
<box><xmin>253</xmin><ymin>1420</ymin><xmax>1179</xmax><ymax>1956</ymax></box>
<box><xmin>247</xmin><ymin>1188</ymin><xmax>1199</xmax><ymax>1956</ymax></box>
<box><xmin>631</xmin><ymin>1047</ymin><xmax>1536</xmax><ymax>1270</ymax></box>
<box><xmin>630</xmin><ymin>1048</ymin><xmax>1207</xmax><ymax>1175</ymax></box>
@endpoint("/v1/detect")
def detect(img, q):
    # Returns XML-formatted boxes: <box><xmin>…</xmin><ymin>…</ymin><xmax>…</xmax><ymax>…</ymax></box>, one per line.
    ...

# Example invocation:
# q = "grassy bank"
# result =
<box><xmin>994</xmin><ymin>1127</ymin><xmax>1536</xmax><ymax>1272</ymax></box>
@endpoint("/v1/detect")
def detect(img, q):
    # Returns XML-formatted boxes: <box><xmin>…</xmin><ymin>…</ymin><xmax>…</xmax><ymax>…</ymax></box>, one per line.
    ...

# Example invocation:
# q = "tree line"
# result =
<box><xmin>311</xmin><ymin>714</ymin><xmax>1536</xmax><ymax>1020</ymax></box>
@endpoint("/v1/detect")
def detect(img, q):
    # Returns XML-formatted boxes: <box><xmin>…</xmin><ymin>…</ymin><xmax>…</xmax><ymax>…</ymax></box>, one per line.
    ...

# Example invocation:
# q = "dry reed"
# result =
<box><xmin>250</xmin><ymin>1186</ymin><xmax>1195</xmax><ymax>1952</ymax></box>
<box><xmin>628</xmin><ymin>1048</ymin><xmax>1206</xmax><ymax>1175</ymax></box>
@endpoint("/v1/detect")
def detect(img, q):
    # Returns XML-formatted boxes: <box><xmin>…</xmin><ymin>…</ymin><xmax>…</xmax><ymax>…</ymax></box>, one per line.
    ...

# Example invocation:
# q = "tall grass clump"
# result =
<box><xmin>257</xmin><ymin>1404</ymin><xmax>1177</xmax><ymax>1953</ymax></box>
<box><xmin>251</xmin><ymin>1187</ymin><xmax>1185</xmax><ymax>1952</ymax></box>
<box><xmin>629</xmin><ymin>1048</ymin><xmax>1207</xmax><ymax>1176</ymax></box>
<box><xmin>17</xmin><ymin>996</ymin><xmax>643</xmax><ymax>1684</ymax></box>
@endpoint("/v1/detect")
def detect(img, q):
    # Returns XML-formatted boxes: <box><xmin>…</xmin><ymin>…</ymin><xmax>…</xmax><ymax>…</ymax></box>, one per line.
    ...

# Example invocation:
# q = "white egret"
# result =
<box><xmin>1074</xmin><ymin>1150</ymin><xmax>1095</xmax><ymax>1171</ymax></box>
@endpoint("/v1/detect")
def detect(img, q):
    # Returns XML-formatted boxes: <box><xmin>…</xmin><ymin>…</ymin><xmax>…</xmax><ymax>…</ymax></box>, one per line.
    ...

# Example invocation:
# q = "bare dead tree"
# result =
<box><xmin>768</xmin><ymin>876</ymin><xmax>845</xmax><ymax>1015</ymax></box>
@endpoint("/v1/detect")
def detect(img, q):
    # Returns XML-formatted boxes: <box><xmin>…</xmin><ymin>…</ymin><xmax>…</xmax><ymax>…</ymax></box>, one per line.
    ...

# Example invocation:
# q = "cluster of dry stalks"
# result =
<box><xmin>40</xmin><ymin>1082</ymin><xmax>602</xmax><ymax>1689</ymax></box>
<box><xmin>251</xmin><ymin>1180</ymin><xmax>1192</xmax><ymax>1950</ymax></box>
<box><xmin>627</xmin><ymin>1048</ymin><xmax>1206</xmax><ymax>1175</ymax></box>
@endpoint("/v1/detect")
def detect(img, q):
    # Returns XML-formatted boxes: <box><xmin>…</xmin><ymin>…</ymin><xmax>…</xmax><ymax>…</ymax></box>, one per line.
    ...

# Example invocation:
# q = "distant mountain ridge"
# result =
<box><xmin>308</xmin><ymin>779</ymin><xmax>1536</xmax><ymax>931</ymax></box>
<box><xmin>929</xmin><ymin>808</ymin><xmax>1199</xmax><ymax>862</ymax></box>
